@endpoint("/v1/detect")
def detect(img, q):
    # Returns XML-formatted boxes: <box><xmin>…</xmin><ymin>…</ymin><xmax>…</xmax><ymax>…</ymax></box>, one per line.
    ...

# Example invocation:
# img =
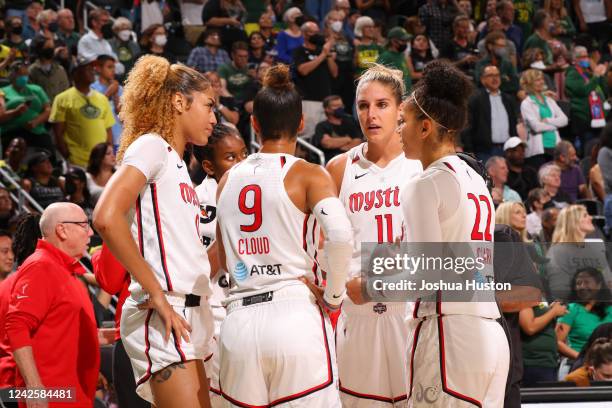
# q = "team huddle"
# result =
<box><xmin>93</xmin><ymin>55</ymin><xmax>510</xmax><ymax>408</ymax></box>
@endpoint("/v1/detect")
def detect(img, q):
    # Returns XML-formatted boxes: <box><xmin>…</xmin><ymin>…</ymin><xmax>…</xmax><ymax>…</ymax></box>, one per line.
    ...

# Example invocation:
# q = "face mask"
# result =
<box><xmin>294</xmin><ymin>15</ymin><xmax>305</xmax><ymax>27</ymax></box>
<box><xmin>40</xmin><ymin>63</ymin><xmax>52</xmax><ymax>72</ymax></box>
<box><xmin>40</xmin><ymin>47</ymin><xmax>55</xmax><ymax>60</ymax></box>
<box><xmin>15</xmin><ymin>75</ymin><xmax>28</xmax><ymax>88</ymax></box>
<box><xmin>397</xmin><ymin>42</ymin><xmax>408</xmax><ymax>53</ymax></box>
<box><xmin>530</xmin><ymin>60</ymin><xmax>546</xmax><ymax>70</ymax></box>
<box><xmin>309</xmin><ymin>33</ymin><xmax>326</xmax><ymax>47</ymax></box>
<box><xmin>101</xmin><ymin>22</ymin><xmax>114</xmax><ymax>39</ymax></box>
<box><xmin>154</xmin><ymin>35</ymin><xmax>168</xmax><ymax>47</ymax></box>
<box><xmin>331</xmin><ymin>21</ymin><xmax>343</xmax><ymax>33</ymax></box>
<box><xmin>115</xmin><ymin>62</ymin><xmax>125</xmax><ymax>76</ymax></box>
<box><xmin>48</xmin><ymin>22</ymin><xmax>59</xmax><ymax>33</ymax></box>
<box><xmin>578</xmin><ymin>59</ymin><xmax>590</xmax><ymax>69</ymax></box>
<box><xmin>494</xmin><ymin>47</ymin><xmax>508</xmax><ymax>59</ymax></box>
<box><xmin>333</xmin><ymin>107</ymin><xmax>345</xmax><ymax>118</ymax></box>
<box><xmin>11</xmin><ymin>26</ymin><xmax>22</xmax><ymax>36</ymax></box>
<box><xmin>118</xmin><ymin>29</ymin><xmax>131</xmax><ymax>42</ymax></box>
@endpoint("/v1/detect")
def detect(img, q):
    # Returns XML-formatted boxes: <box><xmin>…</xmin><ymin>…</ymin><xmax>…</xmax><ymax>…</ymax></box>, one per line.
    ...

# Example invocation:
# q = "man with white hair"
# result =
<box><xmin>4</xmin><ymin>203</ymin><xmax>100</xmax><ymax>407</ymax></box>
<box><xmin>486</xmin><ymin>156</ymin><xmax>522</xmax><ymax>205</ymax></box>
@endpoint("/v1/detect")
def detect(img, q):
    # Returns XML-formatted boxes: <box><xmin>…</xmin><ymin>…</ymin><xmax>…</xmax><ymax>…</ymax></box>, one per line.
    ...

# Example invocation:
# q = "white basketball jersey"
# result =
<box><xmin>217</xmin><ymin>153</ymin><xmax>321</xmax><ymax>300</ymax></box>
<box><xmin>339</xmin><ymin>143</ymin><xmax>422</xmax><ymax>278</ymax></box>
<box><xmin>125</xmin><ymin>135</ymin><xmax>211</xmax><ymax>299</ymax></box>
<box><xmin>404</xmin><ymin>155</ymin><xmax>499</xmax><ymax>319</ymax></box>
<box><xmin>196</xmin><ymin>177</ymin><xmax>218</xmax><ymax>248</ymax></box>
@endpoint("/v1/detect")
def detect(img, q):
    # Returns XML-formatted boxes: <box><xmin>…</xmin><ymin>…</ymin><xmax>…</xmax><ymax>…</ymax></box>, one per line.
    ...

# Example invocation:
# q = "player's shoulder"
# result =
<box><xmin>326</xmin><ymin>152</ymin><xmax>351</xmax><ymax>189</ymax></box>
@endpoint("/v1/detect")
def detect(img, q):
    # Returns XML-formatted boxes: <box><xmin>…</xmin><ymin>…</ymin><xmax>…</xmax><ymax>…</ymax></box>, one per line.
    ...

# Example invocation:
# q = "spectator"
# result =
<box><xmin>294</xmin><ymin>21</ymin><xmax>338</xmax><ymax>139</ymax></box>
<box><xmin>257</xmin><ymin>13</ymin><xmax>277</xmax><ymax>51</ymax></box>
<box><xmin>325</xmin><ymin>9</ymin><xmax>355</xmax><ymax>110</ymax></box>
<box><xmin>22</xmin><ymin>151</ymin><xmax>64</xmax><ymax>209</ymax></box>
<box><xmin>496</xmin><ymin>0</ymin><xmax>522</xmax><ymax>53</ymax></box>
<box><xmin>86</xmin><ymin>143</ymin><xmax>115</xmax><ymax>205</ymax></box>
<box><xmin>187</xmin><ymin>29</ymin><xmax>231</xmax><ymax>73</ymax></box>
<box><xmin>0</xmin><ymin>188</ymin><xmax>14</xmax><ymax>231</ymax></box>
<box><xmin>202</xmin><ymin>0</ymin><xmax>248</xmax><ymax>52</ymax></box>
<box><xmin>248</xmin><ymin>31</ymin><xmax>268</xmax><ymax>67</ymax></box>
<box><xmin>513</xmin><ymin>0</ymin><xmax>536</xmax><ymax>38</ymax></box>
<box><xmin>566</xmin><ymin>337</ymin><xmax>612</xmax><ymax>385</ymax></box>
<box><xmin>409</xmin><ymin>34</ymin><xmax>435</xmax><ymax>81</ymax></box>
<box><xmin>544</xmin><ymin>0</ymin><xmax>576</xmax><ymax>49</ymax></box>
<box><xmin>138</xmin><ymin>23</ymin><xmax>177</xmax><ymax>63</ymax></box>
<box><xmin>377</xmin><ymin>27</ymin><xmax>413</xmax><ymax>93</ymax></box>
<box><xmin>526</xmin><ymin>188</ymin><xmax>552</xmax><ymax>236</ymax></box>
<box><xmin>57</xmin><ymin>8</ymin><xmax>79</xmax><ymax>58</ymax></box>
<box><xmin>274</xmin><ymin>7</ymin><xmax>304</xmax><ymax>65</ymax></box>
<box><xmin>332</xmin><ymin>0</ymin><xmax>355</xmax><ymax>42</ymax></box>
<box><xmin>462</xmin><ymin>65</ymin><xmax>519</xmax><ymax>162</ymax></box>
<box><xmin>109</xmin><ymin>17</ymin><xmax>140</xmax><ymax>82</ymax></box>
<box><xmin>218</xmin><ymin>41</ymin><xmax>254</xmax><ymax>104</ymax></box>
<box><xmin>573</xmin><ymin>0</ymin><xmax>610</xmax><ymax>52</ymax></box>
<box><xmin>570</xmin><ymin>322</ymin><xmax>612</xmax><ymax>371</ymax></box>
<box><xmin>522</xmin><ymin>47</ymin><xmax>557</xmax><ymax>92</ymax></box>
<box><xmin>496</xmin><ymin>201</ymin><xmax>529</xmax><ymax>241</ymax></box>
<box><xmin>5</xmin><ymin>202</ymin><xmax>99</xmax><ymax>406</ymax></box>
<box><xmin>91</xmin><ymin>54</ymin><xmax>123</xmax><ymax>153</ymax></box>
<box><xmin>64</xmin><ymin>168</ymin><xmax>94</xmax><ymax>218</ymax></box>
<box><xmin>539</xmin><ymin>163</ymin><xmax>572</xmax><ymax>207</ymax></box>
<box><xmin>547</xmin><ymin>206</ymin><xmax>611</xmax><ymax>299</ymax></box>
<box><xmin>27</xmin><ymin>36</ymin><xmax>70</xmax><ymax>102</ymax></box>
<box><xmin>556</xmin><ymin>267</ymin><xmax>612</xmax><ymax>377</ymax></box>
<box><xmin>505</xmin><ymin>137</ymin><xmax>540</xmax><ymax>200</ymax></box>
<box><xmin>598</xmin><ymin>123</ymin><xmax>612</xmax><ymax>234</ymax></box>
<box><xmin>477</xmin><ymin>14</ymin><xmax>518</xmax><ymax>67</ymax></box>
<box><xmin>475</xmin><ymin>30</ymin><xmax>519</xmax><ymax>95</ymax></box>
<box><xmin>418</xmin><ymin>0</ymin><xmax>459</xmax><ymax>51</ymax></box>
<box><xmin>312</xmin><ymin>94</ymin><xmax>362</xmax><ymax>163</ymax></box>
<box><xmin>487</xmin><ymin>156</ymin><xmax>523</xmax><ymax>205</ymax></box>
<box><xmin>2</xmin><ymin>137</ymin><xmax>27</xmax><ymax>176</ymax></box>
<box><xmin>21</xmin><ymin>0</ymin><xmax>42</xmax><ymax>41</ymax></box>
<box><xmin>77</xmin><ymin>8</ymin><xmax>117</xmax><ymax>62</ymax></box>
<box><xmin>353</xmin><ymin>16</ymin><xmax>383</xmax><ymax>77</ymax></box>
<box><xmin>521</xmin><ymin>69</ymin><xmax>568</xmax><ymax>169</ymax></box>
<box><xmin>0</xmin><ymin>231</ymin><xmax>13</xmax><ymax>282</ymax></box>
<box><xmin>523</xmin><ymin>10</ymin><xmax>554</xmax><ymax>65</ymax></box>
<box><xmin>535</xmin><ymin>206</ymin><xmax>560</xmax><ymax>249</ymax></box>
<box><xmin>442</xmin><ymin>15</ymin><xmax>479</xmax><ymax>78</ymax></box>
<box><xmin>179</xmin><ymin>0</ymin><xmax>206</xmax><ymax>46</ymax></box>
<box><xmin>33</xmin><ymin>9</ymin><xmax>59</xmax><ymax>45</ymax></box>
<box><xmin>520</xmin><ymin>300</ymin><xmax>568</xmax><ymax>386</ymax></box>
<box><xmin>554</xmin><ymin>140</ymin><xmax>590</xmax><ymax>202</ymax></box>
<box><xmin>50</xmin><ymin>56</ymin><xmax>115</xmax><ymax>168</ymax></box>
<box><xmin>405</xmin><ymin>15</ymin><xmax>440</xmax><ymax>59</ymax></box>
<box><xmin>2</xmin><ymin>16</ymin><xmax>28</xmax><ymax>62</ymax></box>
<box><xmin>565</xmin><ymin>46</ymin><xmax>608</xmax><ymax>156</ymax></box>
<box><xmin>0</xmin><ymin>61</ymin><xmax>53</xmax><ymax>154</ymax></box>
<box><xmin>476</xmin><ymin>0</ymin><xmax>498</xmax><ymax>32</ymax></box>
<box><xmin>206</xmin><ymin>71</ymin><xmax>240</xmax><ymax>126</ymax></box>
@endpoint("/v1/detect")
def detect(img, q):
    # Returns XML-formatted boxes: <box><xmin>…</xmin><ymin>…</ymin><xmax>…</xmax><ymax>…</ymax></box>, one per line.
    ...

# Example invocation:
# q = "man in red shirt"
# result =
<box><xmin>4</xmin><ymin>203</ymin><xmax>99</xmax><ymax>407</ymax></box>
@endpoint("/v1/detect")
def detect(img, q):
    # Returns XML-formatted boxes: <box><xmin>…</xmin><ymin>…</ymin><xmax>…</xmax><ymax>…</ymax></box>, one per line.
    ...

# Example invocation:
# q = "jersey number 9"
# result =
<box><xmin>238</xmin><ymin>184</ymin><xmax>263</xmax><ymax>232</ymax></box>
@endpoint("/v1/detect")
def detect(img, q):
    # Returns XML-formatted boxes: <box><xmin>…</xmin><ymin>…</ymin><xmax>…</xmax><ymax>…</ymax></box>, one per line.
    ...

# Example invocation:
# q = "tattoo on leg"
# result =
<box><xmin>154</xmin><ymin>362</ymin><xmax>186</xmax><ymax>383</ymax></box>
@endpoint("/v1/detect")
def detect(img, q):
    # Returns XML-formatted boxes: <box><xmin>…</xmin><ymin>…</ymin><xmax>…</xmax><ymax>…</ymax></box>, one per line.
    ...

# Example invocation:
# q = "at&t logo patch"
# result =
<box><xmin>234</xmin><ymin>262</ymin><xmax>248</xmax><ymax>281</ymax></box>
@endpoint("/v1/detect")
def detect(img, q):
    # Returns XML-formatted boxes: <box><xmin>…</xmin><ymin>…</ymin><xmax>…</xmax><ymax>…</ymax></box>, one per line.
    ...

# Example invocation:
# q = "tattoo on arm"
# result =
<box><xmin>153</xmin><ymin>362</ymin><xmax>186</xmax><ymax>383</ymax></box>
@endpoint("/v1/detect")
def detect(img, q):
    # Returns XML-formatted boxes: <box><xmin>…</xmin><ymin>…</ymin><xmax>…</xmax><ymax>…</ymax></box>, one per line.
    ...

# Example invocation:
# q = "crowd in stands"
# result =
<box><xmin>0</xmin><ymin>0</ymin><xmax>610</xmax><ymax>406</ymax></box>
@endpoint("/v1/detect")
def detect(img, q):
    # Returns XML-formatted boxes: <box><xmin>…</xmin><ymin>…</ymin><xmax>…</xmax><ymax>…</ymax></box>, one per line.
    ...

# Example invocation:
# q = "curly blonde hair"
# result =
<box><xmin>117</xmin><ymin>55</ymin><xmax>211</xmax><ymax>160</ymax></box>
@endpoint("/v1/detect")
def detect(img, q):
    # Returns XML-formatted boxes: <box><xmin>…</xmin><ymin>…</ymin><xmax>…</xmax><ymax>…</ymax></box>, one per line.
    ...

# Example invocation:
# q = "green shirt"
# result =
<box><xmin>558</xmin><ymin>303</ymin><xmax>612</xmax><ymax>353</ymax></box>
<box><xmin>474</xmin><ymin>56</ymin><xmax>519</xmax><ymax>95</ymax></box>
<box><xmin>513</xmin><ymin>0</ymin><xmax>535</xmax><ymax>38</ymax></box>
<box><xmin>0</xmin><ymin>83</ymin><xmax>49</xmax><ymax>135</ymax></box>
<box><xmin>217</xmin><ymin>62</ymin><xmax>253</xmax><ymax>102</ymax></box>
<box><xmin>564</xmin><ymin>66</ymin><xmax>608</xmax><ymax>124</ymax></box>
<box><xmin>521</xmin><ymin>303</ymin><xmax>559</xmax><ymax>368</ymax></box>
<box><xmin>523</xmin><ymin>33</ymin><xmax>553</xmax><ymax>65</ymax></box>
<box><xmin>355</xmin><ymin>43</ymin><xmax>385</xmax><ymax>76</ymax></box>
<box><xmin>377</xmin><ymin>49</ymin><xmax>412</xmax><ymax>93</ymax></box>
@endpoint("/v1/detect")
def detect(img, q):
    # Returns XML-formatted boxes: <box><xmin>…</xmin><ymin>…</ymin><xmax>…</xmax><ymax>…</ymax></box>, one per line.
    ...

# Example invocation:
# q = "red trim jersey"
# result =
<box><xmin>122</xmin><ymin>134</ymin><xmax>211</xmax><ymax>298</ymax></box>
<box><xmin>217</xmin><ymin>153</ymin><xmax>321</xmax><ymax>301</ymax></box>
<box><xmin>0</xmin><ymin>273</ymin><xmax>17</xmax><ymax>387</ymax></box>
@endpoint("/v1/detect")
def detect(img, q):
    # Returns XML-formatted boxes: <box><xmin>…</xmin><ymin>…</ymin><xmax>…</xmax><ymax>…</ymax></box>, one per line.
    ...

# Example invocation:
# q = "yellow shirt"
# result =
<box><xmin>0</xmin><ymin>45</ymin><xmax>11</xmax><ymax>78</ymax></box>
<box><xmin>50</xmin><ymin>87</ymin><xmax>115</xmax><ymax>167</ymax></box>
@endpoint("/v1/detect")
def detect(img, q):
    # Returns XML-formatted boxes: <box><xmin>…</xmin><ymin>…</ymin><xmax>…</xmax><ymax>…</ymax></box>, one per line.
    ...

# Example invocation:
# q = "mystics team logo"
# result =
<box><xmin>233</xmin><ymin>262</ymin><xmax>249</xmax><ymax>281</ymax></box>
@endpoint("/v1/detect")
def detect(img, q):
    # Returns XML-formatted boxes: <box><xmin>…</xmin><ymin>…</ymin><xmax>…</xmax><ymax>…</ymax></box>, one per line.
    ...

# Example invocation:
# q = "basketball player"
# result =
<box><xmin>93</xmin><ymin>55</ymin><xmax>217</xmax><ymax>408</ymax></box>
<box><xmin>193</xmin><ymin>124</ymin><xmax>248</xmax><ymax>406</ymax></box>
<box><xmin>215</xmin><ymin>64</ymin><xmax>352</xmax><ymax>407</ymax></box>
<box><xmin>326</xmin><ymin>65</ymin><xmax>422</xmax><ymax>407</ymax></box>
<box><xmin>398</xmin><ymin>60</ymin><xmax>509</xmax><ymax>407</ymax></box>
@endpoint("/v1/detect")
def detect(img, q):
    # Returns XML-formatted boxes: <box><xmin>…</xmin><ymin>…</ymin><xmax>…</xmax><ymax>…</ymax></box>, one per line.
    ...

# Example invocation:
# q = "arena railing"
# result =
<box><xmin>521</xmin><ymin>385</ymin><xmax>612</xmax><ymax>406</ymax></box>
<box><xmin>249</xmin><ymin>125</ymin><xmax>326</xmax><ymax>165</ymax></box>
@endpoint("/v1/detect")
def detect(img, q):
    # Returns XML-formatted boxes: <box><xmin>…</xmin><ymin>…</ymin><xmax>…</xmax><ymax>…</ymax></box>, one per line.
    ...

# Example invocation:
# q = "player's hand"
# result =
<box><xmin>346</xmin><ymin>277</ymin><xmax>366</xmax><ymax>305</ymax></box>
<box><xmin>299</xmin><ymin>277</ymin><xmax>340</xmax><ymax>312</ymax></box>
<box><xmin>550</xmin><ymin>301</ymin><xmax>567</xmax><ymax>317</ymax></box>
<box><xmin>138</xmin><ymin>292</ymin><xmax>192</xmax><ymax>343</ymax></box>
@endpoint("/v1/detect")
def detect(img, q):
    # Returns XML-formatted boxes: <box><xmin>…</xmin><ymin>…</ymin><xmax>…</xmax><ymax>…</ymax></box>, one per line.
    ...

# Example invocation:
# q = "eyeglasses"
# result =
<box><xmin>61</xmin><ymin>220</ymin><xmax>91</xmax><ymax>229</ymax></box>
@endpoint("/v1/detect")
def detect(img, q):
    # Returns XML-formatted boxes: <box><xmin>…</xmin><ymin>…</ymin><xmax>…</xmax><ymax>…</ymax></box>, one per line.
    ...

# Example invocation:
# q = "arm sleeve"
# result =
<box><xmin>274</xmin><ymin>32</ymin><xmax>290</xmax><ymax>64</ymax></box>
<box><xmin>521</xmin><ymin>99</ymin><xmax>558</xmax><ymax>133</ymax></box>
<box><xmin>5</xmin><ymin>264</ymin><xmax>55</xmax><ymax>350</ymax></box>
<box><xmin>312</xmin><ymin>122</ymin><xmax>329</xmax><ymax>148</ymax></box>
<box><xmin>48</xmin><ymin>94</ymin><xmax>65</xmax><ymax>123</ymax></box>
<box><xmin>557</xmin><ymin>303</ymin><xmax>577</xmax><ymax>326</ymax></box>
<box><xmin>121</xmin><ymin>135</ymin><xmax>168</xmax><ymax>183</ymax></box>
<box><xmin>102</xmin><ymin>96</ymin><xmax>116</xmax><ymax>128</ymax></box>
<box><xmin>32</xmin><ymin>85</ymin><xmax>49</xmax><ymax>105</ymax></box>
<box><xmin>546</xmin><ymin>98</ymin><xmax>569</xmax><ymax>128</ymax></box>
<box><xmin>201</xmin><ymin>0</ymin><xmax>221</xmax><ymax>24</ymax></box>
<box><xmin>92</xmin><ymin>244</ymin><xmax>128</xmax><ymax>295</ymax></box>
